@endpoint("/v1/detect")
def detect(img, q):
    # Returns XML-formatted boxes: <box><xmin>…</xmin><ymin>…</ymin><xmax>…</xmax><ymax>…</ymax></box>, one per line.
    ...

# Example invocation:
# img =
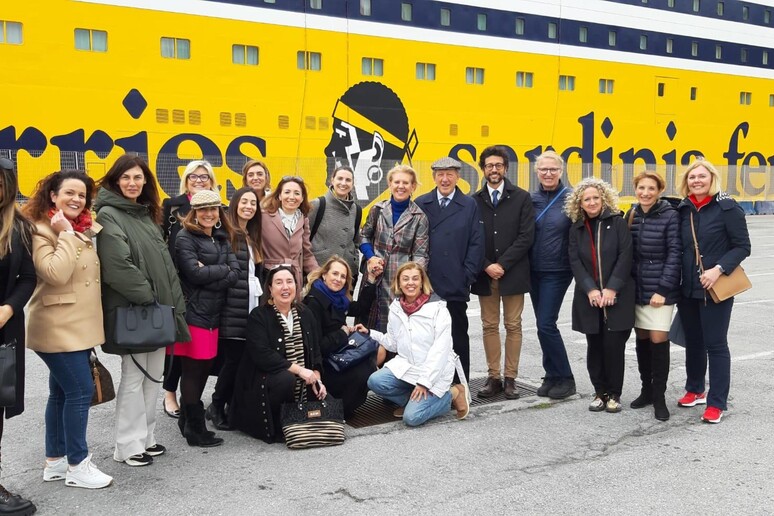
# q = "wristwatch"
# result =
<box><xmin>717</xmin><ymin>264</ymin><xmax>725</xmax><ymax>273</ymax></box>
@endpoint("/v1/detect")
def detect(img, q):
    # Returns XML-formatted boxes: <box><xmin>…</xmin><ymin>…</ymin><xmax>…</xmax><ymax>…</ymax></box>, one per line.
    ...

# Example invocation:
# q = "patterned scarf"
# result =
<box><xmin>47</xmin><ymin>207</ymin><xmax>93</xmax><ymax>234</ymax></box>
<box><xmin>400</xmin><ymin>292</ymin><xmax>431</xmax><ymax>316</ymax></box>
<box><xmin>279</xmin><ymin>208</ymin><xmax>301</xmax><ymax>238</ymax></box>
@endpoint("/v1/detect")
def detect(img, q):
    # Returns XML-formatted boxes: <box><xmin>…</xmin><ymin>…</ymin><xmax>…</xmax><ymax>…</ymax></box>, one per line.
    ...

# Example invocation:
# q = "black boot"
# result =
<box><xmin>652</xmin><ymin>341</ymin><xmax>671</xmax><ymax>421</ymax></box>
<box><xmin>0</xmin><ymin>484</ymin><xmax>36</xmax><ymax>516</ymax></box>
<box><xmin>630</xmin><ymin>338</ymin><xmax>653</xmax><ymax>409</ymax></box>
<box><xmin>205</xmin><ymin>402</ymin><xmax>232</xmax><ymax>431</ymax></box>
<box><xmin>177</xmin><ymin>404</ymin><xmax>186</xmax><ymax>437</ymax></box>
<box><xmin>183</xmin><ymin>403</ymin><xmax>224</xmax><ymax>448</ymax></box>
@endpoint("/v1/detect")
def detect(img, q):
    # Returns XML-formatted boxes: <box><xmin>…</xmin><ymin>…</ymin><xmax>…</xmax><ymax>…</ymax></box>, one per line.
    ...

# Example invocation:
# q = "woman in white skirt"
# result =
<box><xmin>626</xmin><ymin>171</ymin><xmax>681</xmax><ymax>421</ymax></box>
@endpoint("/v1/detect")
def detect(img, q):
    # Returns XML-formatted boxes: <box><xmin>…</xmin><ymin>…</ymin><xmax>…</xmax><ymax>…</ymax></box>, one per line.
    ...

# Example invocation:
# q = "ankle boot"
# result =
<box><xmin>183</xmin><ymin>403</ymin><xmax>224</xmax><ymax>448</ymax></box>
<box><xmin>177</xmin><ymin>404</ymin><xmax>186</xmax><ymax>437</ymax></box>
<box><xmin>0</xmin><ymin>483</ymin><xmax>36</xmax><ymax>516</ymax></box>
<box><xmin>205</xmin><ymin>402</ymin><xmax>231</xmax><ymax>431</ymax></box>
<box><xmin>651</xmin><ymin>341</ymin><xmax>671</xmax><ymax>421</ymax></box>
<box><xmin>630</xmin><ymin>338</ymin><xmax>653</xmax><ymax>409</ymax></box>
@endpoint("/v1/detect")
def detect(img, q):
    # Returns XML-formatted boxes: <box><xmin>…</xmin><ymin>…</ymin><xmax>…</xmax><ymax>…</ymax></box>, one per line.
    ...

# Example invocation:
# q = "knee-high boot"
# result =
<box><xmin>630</xmin><ymin>338</ymin><xmax>653</xmax><ymax>408</ymax></box>
<box><xmin>651</xmin><ymin>341</ymin><xmax>671</xmax><ymax>421</ymax></box>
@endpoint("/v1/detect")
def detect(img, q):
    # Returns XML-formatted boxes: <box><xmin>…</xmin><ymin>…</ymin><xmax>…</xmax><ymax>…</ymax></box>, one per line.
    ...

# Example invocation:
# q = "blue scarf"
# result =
<box><xmin>313</xmin><ymin>279</ymin><xmax>350</xmax><ymax>313</ymax></box>
<box><xmin>390</xmin><ymin>196</ymin><xmax>410</xmax><ymax>226</ymax></box>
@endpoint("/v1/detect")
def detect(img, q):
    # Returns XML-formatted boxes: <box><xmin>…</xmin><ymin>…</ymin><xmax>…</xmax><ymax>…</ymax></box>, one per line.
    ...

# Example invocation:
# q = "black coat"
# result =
<box><xmin>677</xmin><ymin>193</ymin><xmax>751</xmax><ymax>300</ymax></box>
<box><xmin>175</xmin><ymin>227</ymin><xmax>239</xmax><ymax>329</ymax></box>
<box><xmin>220</xmin><ymin>238</ymin><xmax>263</xmax><ymax>341</ymax></box>
<box><xmin>162</xmin><ymin>194</ymin><xmax>191</xmax><ymax>264</ymax></box>
<box><xmin>471</xmin><ymin>178</ymin><xmax>535</xmax><ymax>296</ymax></box>
<box><xmin>530</xmin><ymin>182</ymin><xmax>572</xmax><ymax>272</ymax></box>
<box><xmin>569</xmin><ymin>209</ymin><xmax>635</xmax><ymax>334</ymax></box>
<box><xmin>230</xmin><ymin>303</ymin><xmax>323</xmax><ymax>442</ymax></box>
<box><xmin>415</xmin><ymin>187</ymin><xmax>485</xmax><ymax>302</ymax></box>
<box><xmin>303</xmin><ymin>282</ymin><xmax>376</xmax><ymax>357</ymax></box>
<box><xmin>627</xmin><ymin>199</ymin><xmax>682</xmax><ymax>305</ymax></box>
<box><xmin>1</xmin><ymin>224</ymin><xmax>36</xmax><ymax>418</ymax></box>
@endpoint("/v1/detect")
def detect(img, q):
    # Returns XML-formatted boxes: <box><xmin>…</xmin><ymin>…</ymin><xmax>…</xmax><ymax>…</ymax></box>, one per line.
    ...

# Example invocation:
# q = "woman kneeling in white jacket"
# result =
<box><xmin>367</xmin><ymin>261</ymin><xmax>470</xmax><ymax>426</ymax></box>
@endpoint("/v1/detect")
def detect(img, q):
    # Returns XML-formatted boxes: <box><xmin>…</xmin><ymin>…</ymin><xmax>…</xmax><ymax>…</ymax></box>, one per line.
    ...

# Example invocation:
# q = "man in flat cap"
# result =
<box><xmin>416</xmin><ymin>157</ymin><xmax>484</xmax><ymax>382</ymax></box>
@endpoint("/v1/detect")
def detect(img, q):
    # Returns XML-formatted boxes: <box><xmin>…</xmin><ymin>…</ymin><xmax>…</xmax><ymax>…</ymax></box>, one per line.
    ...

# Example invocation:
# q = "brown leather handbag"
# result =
<box><xmin>90</xmin><ymin>350</ymin><xmax>115</xmax><ymax>406</ymax></box>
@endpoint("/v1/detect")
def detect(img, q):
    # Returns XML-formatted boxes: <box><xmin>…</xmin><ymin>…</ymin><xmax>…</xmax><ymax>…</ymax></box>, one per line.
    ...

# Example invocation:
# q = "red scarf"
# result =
<box><xmin>688</xmin><ymin>194</ymin><xmax>712</xmax><ymax>211</ymax></box>
<box><xmin>584</xmin><ymin>219</ymin><xmax>599</xmax><ymax>282</ymax></box>
<box><xmin>48</xmin><ymin>207</ymin><xmax>93</xmax><ymax>233</ymax></box>
<box><xmin>400</xmin><ymin>293</ymin><xmax>431</xmax><ymax>316</ymax></box>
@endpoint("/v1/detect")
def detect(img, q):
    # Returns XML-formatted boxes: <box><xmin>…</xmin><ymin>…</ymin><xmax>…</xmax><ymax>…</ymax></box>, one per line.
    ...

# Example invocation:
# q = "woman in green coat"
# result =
<box><xmin>94</xmin><ymin>155</ymin><xmax>190</xmax><ymax>467</ymax></box>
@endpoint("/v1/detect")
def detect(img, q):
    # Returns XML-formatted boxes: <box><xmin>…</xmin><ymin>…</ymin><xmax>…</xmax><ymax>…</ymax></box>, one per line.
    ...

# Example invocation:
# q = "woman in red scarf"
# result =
<box><xmin>23</xmin><ymin>170</ymin><xmax>113</xmax><ymax>489</ymax></box>
<box><xmin>367</xmin><ymin>262</ymin><xmax>469</xmax><ymax>426</ymax></box>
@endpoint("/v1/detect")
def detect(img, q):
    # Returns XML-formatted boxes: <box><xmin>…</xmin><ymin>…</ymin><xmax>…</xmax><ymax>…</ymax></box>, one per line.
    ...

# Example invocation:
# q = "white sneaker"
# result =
<box><xmin>65</xmin><ymin>454</ymin><xmax>113</xmax><ymax>489</ymax></box>
<box><xmin>43</xmin><ymin>456</ymin><xmax>68</xmax><ymax>482</ymax></box>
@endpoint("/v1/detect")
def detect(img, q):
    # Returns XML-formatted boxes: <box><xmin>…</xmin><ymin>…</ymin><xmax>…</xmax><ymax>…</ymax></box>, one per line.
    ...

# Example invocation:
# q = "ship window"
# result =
<box><xmin>416</xmin><ymin>62</ymin><xmax>436</xmax><ymax>80</ymax></box>
<box><xmin>608</xmin><ymin>31</ymin><xmax>617</xmax><ymax>47</ymax></box>
<box><xmin>516</xmin><ymin>71</ymin><xmax>534</xmax><ymax>88</ymax></box>
<box><xmin>360</xmin><ymin>0</ymin><xmax>371</xmax><ymax>16</ymax></box>
<box><xmin>477</xmin><ymin>14</ymin><xmax>487</xmax><ymax>31</ymax></box>
<box><xmin>691</xmin><ymin>41</ymin><xmax>698</xmax><ymax>57</ymax></box>
<box><xmin>440</xmin><ymin>8</ymin><xmax>450</xmax><ymax>26</ymax></box>
<box><xmin>599</xmin><ymin>79</ymin><xmax>614</xmax><ymax>94</ymax></box>
<box><xmin>741</xmin><ymin>48</ymin><xmax>748</xmax><ymax>63</ymax></box>
<box><xmin>717</xmin><ymin>2</ymin><xmax>724</xmax><ymax>16</ymax></box>
<box><xmin>515</xmin><ymin>18</ymin><xmax>525</xmax><ymax>36</ymax></box>
<box><xmin>766</xmin><ymin>10</ymin><xmax>772</xmax><ymax>24</ymax></box>
<box><xmin>666</xmin><ymin>38</ymin><xmax>673</xmax><ymax>54</ymax></box>
<box><xmin>232</xmin><ymin>44</ymin><xmax>259</xmax><ymax>65</ymax></box>
<box><xmin>361</xmin><ymin>57</ymin><xmax>383</xmax><ymax>76</ymax></box>
<box><xmin>693</xmin><ymin>0</ymin><xmax>700</xmax><ymax>12</ymax></box>
<box><xmin>161</xmin><ymin>37</ymin><xmax>190</xmax><ymax>59</ymax></box>
<box><xmin>401</xmin><ymin>3</ymin><xmax>412</xmax><ymax>22</ymax></box>
<box><xmin>742</xmin><ymin>5</ymin><xmax>749</xmax><ymax>20</ymax></box>
<box><xmin>466</xmin><ymin>67</ymin><xmax>484</xmax><ymax>85</ymax></box>
<box><xmin>715</xmin><ymin>45</ymin><xmax>722</xmax><ymax>60</ymax></box>
<box><xmin>764</xmin><ymin>51</ymin><xmax>769</xmax><ymax>65</ymax></box>
<box><xmin>0</xmin><ymin>21</ymin><xmax>23</xmax><ymax>44</ymax></box>
<box><xmin>297</xmin><ymin>51</ymin><xmax>321</xmax><ymax>70</ymax></box>
<box><xmin>769</xmin><ymin>94</ymin><xmax>774</xmax><ymax>107</ymax></box>
<box><xmin>75</xmin><ymin>29</ymin><xmax>107</xmax><ymax>52</ymax></box>
<box><xmin>548</xmin><ymin>22</ymin><xmax>557</xmax><ymax>40</ymax></box>
<box><xmin>559</xmin><ymin>75</ymin><xmax>575</xmax><ymax>91</ymax></box>
<box><xmin>309</xmin><ymin>0</ymin><xmax>322</xmax><ymax>9</ymax></box>
<box><xmin>640</xmin><ymin>35</ymin><xmax>648</xmax><ymax>50</ymax></box>
<box><xmin>667</xmin><ymin>0</ymin><xmax>675</xmax><ymax>7</ymax></box>
<box><xmin>657</xmin><ymin>82</ymin><xmax>665</xmax><ymax>97</ymax></box>
<box><xmin>264</xmin><ymin>0</ymin><xmax>276</xmax><ymax>3</ymax></box>
<box><xmin>579</xmin><ymin>26</ymin><xmax>588</xmax><ymax>43</ymax></box>
<box><xmin>690</xmin><ymin>87</ymin><xmax>697</xmax><ymax>101</ymax></box>
<box><xmin>739</xmin><ymin>91</ymin><xmax>752</xmax><ymax>105</ymax></box>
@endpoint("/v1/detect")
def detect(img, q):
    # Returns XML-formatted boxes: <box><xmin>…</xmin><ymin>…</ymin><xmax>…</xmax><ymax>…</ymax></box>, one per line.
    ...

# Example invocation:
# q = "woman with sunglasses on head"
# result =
<box><xmin>260</xmin><ymin>176</ymin><xmax>318</xmax><ymax>299</ymax></box>
<box><xmin>205</xmin><ymin>187</ymin><xmax>263</xmax><ymax>430</ymax></box>
<box><xmin>0</xmin><ymin>157</ymin><xmax>38</xmax><ymax>513</ymax></box>
<box><xmin>160</xmin><ymin>160</ymin><xmax>220</xmax><ymax>419</ymax></box>
<box><xmin>242</xmin><ymin>160</ymin><xmax>271</xmax><ymax>201</ymax></box>
<box><xmin>230</xmin><ymin>265</ymin><xmax>326</xmax><ymax>443</ymax></box>
<box><xmin>23</xmin><ymin>170</ymin><xmax>113</xmax><ymax>489</ymax></box>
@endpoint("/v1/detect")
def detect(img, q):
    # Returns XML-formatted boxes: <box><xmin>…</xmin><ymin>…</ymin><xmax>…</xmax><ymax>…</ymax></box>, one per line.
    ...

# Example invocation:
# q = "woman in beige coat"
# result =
<box><xmin>23</xmin><ymin>170</ymin><xmax>113</xmax><ymax>489</ymax></box>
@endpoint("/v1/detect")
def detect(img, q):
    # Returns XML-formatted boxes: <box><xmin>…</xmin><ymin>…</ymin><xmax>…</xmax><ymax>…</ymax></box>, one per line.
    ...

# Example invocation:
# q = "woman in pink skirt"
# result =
<box><xmin>173</xmin><ymin>190</ymin><xmax>239</xmax><ymax>447</ymax></box>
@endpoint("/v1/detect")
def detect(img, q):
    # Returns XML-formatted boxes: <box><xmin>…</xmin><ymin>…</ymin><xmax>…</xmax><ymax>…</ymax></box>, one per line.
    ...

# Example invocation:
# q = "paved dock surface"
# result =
<box><xmin>4</xmin><ymin>216</ymin><xmax>773</xmax><ymax>515</ymax></box>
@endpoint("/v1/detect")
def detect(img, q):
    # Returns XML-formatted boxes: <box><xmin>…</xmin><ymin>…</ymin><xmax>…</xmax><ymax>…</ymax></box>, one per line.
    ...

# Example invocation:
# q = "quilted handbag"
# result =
<box><xmin>114</xmin><ymin>302</ymin><xmax>176</xmax><ymax>349</ymax></box>
<box><xmin>326</xmin><ymin>331</ymin><xmax>379</xmax><ymax>373</ymax></box>
<box><xmin>90</xmin><ymin>350</ymin><xmax>115</xmax><ymax>406</ymax></box>
<box><xmin>0</xmin><ymin>339</ymin><xmax>17</xmax><ymax>407</ymax></box>
<box><xmin>280</xmin><ymin>395</ymin><xmax>346</xmax><ymax>450</ymax></box>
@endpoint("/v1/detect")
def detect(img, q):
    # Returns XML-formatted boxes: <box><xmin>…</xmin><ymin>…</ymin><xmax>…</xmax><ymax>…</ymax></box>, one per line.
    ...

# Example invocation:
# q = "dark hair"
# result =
<box><xmin>23</xmin><ymin>170</ymin><xmax>95</xmax><ymax>222</ymax></box>
<box><xmin>0</xmin><ymin>160</ymin><xmax>33</xmax><ymax>258</ymax></box>
<box><xmin>330</xmin><ymin>164</ymin><xmax>355</xmax><ymax>184</ymax></box>
<box><xmin>261</xmin><ymin>176</ymin><xmax>311</xmax><ymax>216</ymax></box>
<box><xmin>478</xmin><ymin>145</ymin><xmax>510</xmax><ymax>171</ymax></box>
<box><xmin>228</xmin><ymin>186</ymin><xmax>262</xmax><ymax>262</ymax></box>
<box><xmin>97</xmin><ymin>154</ymin><xmax>162</xmax><ymax>223</ymax></box>
<box><xmin>264</xmin><ymin>265</ymin><xmax>295</xmax><ymax>304</ymax></box>
<box><xmin>241</xmin><ymin>159</ymin><xmax>271</xmax><ymax>199</ymax></box>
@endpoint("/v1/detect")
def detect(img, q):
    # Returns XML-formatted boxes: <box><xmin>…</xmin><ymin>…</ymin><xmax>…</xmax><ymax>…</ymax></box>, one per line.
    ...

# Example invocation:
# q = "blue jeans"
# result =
<box><xmin>37</xmin><ymin>350</ymin><xmax>94</xmax><ymax>465</ymax></box>
<box><xmin>530</xmin><ymin>269</ymin><xmax>574</xmax><ymax>379</ymax></box>
<box><xmin>367</xmin><ymin>368</ymin><xmax>452</xmax><ymax>427</ymax></box>
<box><xmin>678</xmin><ymin>297</ymin><xmax>733</xmax><ymax>411</ymax></box>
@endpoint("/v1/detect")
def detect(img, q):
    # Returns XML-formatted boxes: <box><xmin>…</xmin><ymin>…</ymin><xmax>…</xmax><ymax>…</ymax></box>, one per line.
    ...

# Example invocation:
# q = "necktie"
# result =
<box><xmin>492</xmin><ymin>190</ymin><xmax>499</xmax><ymax>208</ymax></box>
<box><xmin>440</xmin><ymin>197</ymin><xmax>449</xmax><ymax>209</ymax></box>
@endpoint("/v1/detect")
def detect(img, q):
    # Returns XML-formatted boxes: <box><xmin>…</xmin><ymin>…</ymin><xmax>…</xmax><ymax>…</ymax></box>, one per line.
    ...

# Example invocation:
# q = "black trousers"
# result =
<box><xmin>324</xmin><ymin>359</ymin><xmax>375</xmax><ymax>419</ymax></box>
<box><xmin>162</xmin><ymin>353</ymin><xmax>182</xmax><ymax>393</ymax></box>
<box><xmin>212</xmin><ymin>339</ymin><xmax>245</xmax><ymax>408</ymax></box>
<box><xmin>586</xmin><ymin>315</ymin><xmax>631</xmax><ymax>399</ymax></box>
<box><xmin>265</xmin><ymin>370</ymin><xmax>297</xmax><ymax>438</ymax></box>
<box><xmin>446</xmin><ymin>300</ymin><xmax>470</xmax><ymax>382</ymax></box>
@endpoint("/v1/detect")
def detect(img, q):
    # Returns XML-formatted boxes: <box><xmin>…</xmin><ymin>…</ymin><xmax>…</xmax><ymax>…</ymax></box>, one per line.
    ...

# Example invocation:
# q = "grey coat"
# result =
<box><xmin>309</xmin><ymin>189</ymin><xmax>361</xmax><ymax>276</ymax></box>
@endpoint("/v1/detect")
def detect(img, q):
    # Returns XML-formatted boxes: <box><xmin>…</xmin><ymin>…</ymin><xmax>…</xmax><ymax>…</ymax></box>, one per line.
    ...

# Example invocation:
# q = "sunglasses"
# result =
<box><xmin>281</xmin><ymin>175</ymin><xmax>304</xmax><ymax>183</ymax></box>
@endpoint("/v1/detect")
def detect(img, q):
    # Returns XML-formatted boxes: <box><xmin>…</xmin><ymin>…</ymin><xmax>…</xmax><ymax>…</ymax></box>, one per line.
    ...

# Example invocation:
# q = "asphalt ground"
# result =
<box><xmin>3</xmin><ymin>215</ymin><xmax>773</xmax><ymax>515</ymax></box>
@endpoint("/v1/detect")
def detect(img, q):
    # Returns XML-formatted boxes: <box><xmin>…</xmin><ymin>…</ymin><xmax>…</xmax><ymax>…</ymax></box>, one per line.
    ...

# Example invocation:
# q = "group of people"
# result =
<box><xmin>0</xmin><ymin>146</ymin><xmax>750</xmax><ymax>514</ymax></box>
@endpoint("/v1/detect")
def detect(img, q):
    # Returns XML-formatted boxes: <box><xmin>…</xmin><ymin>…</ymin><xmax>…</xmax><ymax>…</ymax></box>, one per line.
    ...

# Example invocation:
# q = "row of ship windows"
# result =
<box><xmin>624</xmin><ymin>0</ymin><xmax>770</xmax><ymax>23</ymax></box>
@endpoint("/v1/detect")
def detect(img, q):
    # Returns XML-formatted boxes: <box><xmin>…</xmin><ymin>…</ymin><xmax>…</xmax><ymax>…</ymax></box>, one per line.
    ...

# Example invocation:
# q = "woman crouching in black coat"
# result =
<box><xmin>303</xmin><ymin>256</ymin><xmax>379</xmax><ymax>418</ymax></box>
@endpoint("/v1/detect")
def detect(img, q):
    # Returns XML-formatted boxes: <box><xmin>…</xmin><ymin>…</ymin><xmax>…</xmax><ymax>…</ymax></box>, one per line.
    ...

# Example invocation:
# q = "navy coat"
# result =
<box><xmin>416</xmin><ymin>187</ymin><xmax>484</xmax><ymax>302</ymax></box>
<box><xmin>626</xmin><ymin>199</ymin><xmax>682</xmax><ymax>305</ymax></box>
<box><xmin>677</xmin><ymin>193</ymin><xmax>751</xmax><ymax>300</ymax></box>
<box><xmin>471</xmin><ymin>178</ymin><xmax>535</xmax><ymax>296</ymax></box>
<box><xmin>530</xmin><ymin>181</ymin><xmax>572</xmax><ymax>272</ymax></box>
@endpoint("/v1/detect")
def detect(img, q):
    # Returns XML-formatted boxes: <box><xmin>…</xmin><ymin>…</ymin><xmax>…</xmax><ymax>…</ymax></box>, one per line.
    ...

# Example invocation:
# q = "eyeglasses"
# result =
<box><xmin>537</xmin><ymin>167</ymin><xmax>561</xmax><ymax>175</ymax></box>
<box><xmin>187</xmin><ymin>174</ymin><xmax>211</xmax><ymax>183</ymax></box>
<box><xmin>484</xmin><ymin>163</ymin><xmax>505</xmax><ymax>171</ymax></box>
<box><xmin>281</xmin><ymin>175</ymin><xmax>304</xmax><ymax>183</ymax></box>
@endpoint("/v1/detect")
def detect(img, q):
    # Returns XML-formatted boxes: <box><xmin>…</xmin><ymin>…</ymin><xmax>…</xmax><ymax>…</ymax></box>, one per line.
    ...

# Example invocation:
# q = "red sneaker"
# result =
<box><xmin>677</xmin><ymin>392</ymin><xmax>706</xmax><ymax>407</ymax></box>
<box><xmin>701</xmin><ymin>406</ymin><xmax>723</xmax><ymax>424</ymax></box>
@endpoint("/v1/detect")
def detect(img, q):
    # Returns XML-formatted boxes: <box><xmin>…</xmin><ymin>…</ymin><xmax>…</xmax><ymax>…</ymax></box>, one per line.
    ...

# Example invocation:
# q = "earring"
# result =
<box><xmin>194</xmin><ymin>217</ymin><xmax>198</xmax><ymax>225</ymax></box>
<box><xmin>215</xmin><ymin>221</ymin><xmax>222</xmax><ymax>229</ymax></box>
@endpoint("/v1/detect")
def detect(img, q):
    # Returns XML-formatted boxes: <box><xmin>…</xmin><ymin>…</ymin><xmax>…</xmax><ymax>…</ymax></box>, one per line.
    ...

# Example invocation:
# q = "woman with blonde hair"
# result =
<box><xmin>566</xmin><ymin>178</ymin><xmax>634</xmax><ymax>413</ymax></box>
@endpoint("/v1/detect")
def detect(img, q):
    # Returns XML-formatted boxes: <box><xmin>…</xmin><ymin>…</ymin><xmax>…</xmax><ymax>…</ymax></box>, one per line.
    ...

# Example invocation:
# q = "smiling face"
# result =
<box><xmin>635</xmin><ymin>177</ymin><xmax>661</xmax><ymax>212</ymax></box>
<box><xmin>279</xmin><ymin>180</ymin><xmax>303</xmax><ymax>213</ymax></box>
<box><xmin>270</xmin><ymin>269</ymin><xmax>296</xmax><ymax>309</ymax></box>
<box><xmin>245</xmin><ymin>164</ymin><xmax>267</xmax><ymax>192</ymax></box>
<box><xmin>483</xmin><ymin>156</ymin><xmax>506</xmax><ymax>187</ymax></box>
<box><xmin>399</xmin><ymin>267</ymin><xmax>423</xmax><ymax>303</ymax></box>
<box><xmin>389</xmin><ymin>171</ymin><xmax>415</xmax><ymax>202</ymax></box>
<box><xmin>434</xmin><ymin>168</ymin><xmax>459</xmax><ymax>197</ymax></box>
<box><xmin>195</xmin><ymin>206</ymin><xmax>219</xmax><ymax>234</ymax></box>
<box><xmin>186</xmin><ymin>167</ymin><xmax>213</xmax><ymax>195</ymax></box>
<box><xmin>118</xmin><ymin>166</ymin><xmax>146</xmax><ymax>202</ymax></box>
<box><xmin>687</xmin><ymin>165</ymin><xmax>712</xmax><ymax>200</ymax></box>
<box><xmin>50</xmin><ymin>178</ymin><xmax>88</xmax><ymax>220</ymax></box>
<box><xmin>322</xmin><ymin>261</ymin><xmax>349</xmax><ymax>293</ymax></box>
<box><xmin>536</xmin><ymin>157</ymin><xmax>562</xmax><ymax>191</ymax></box>
<box><xmin>580</xmin><ymin>186</ymin><xmax>603</xmax><ymax>218</ymax></box>
<box><xmin>331</xmin><ymin>168</ymin><xmax>354</xmax><ymax>199</ymax></box>
<box><xmin>236</xmin><ymin>191</ymin><xmax>258</xmax><ymax>223</ymax></box>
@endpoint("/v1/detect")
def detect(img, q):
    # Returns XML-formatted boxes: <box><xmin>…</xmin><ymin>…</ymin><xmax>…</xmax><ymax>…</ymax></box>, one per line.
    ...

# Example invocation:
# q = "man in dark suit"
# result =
<box><xmin>416</xmin><ymin>157</ymin><xmax>484</xmax><ymax>381</ymax></box>
<box><xmin>471</xmin><ymin>146</ymin><xmax>535</xmax><ymax>399</ymax></box>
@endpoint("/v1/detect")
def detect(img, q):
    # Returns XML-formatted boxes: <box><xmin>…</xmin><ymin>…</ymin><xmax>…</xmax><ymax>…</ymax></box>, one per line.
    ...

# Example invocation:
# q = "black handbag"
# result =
<box><xmin>114</xmin><ymin>302</ymin><xmax>176</xmax><ymax>349</ymax></box>
<box><xmin>90</xmin><ymin>350</ymin><xmax>116</xmax><ymax>406</ymax></box>
<box><xmin>0</xmin><ymin>339</ymin><xmax>17</xmax><ymax>407</ymax></box>
<box><xmin>326</xmin><ymin>331</ymin><xmax>379</xmax><ymax>373</ymax></box>
<box><xmin>280</xmin><ymin>395</ymin><xmax>346</xmax><ymax>450</ymax></box>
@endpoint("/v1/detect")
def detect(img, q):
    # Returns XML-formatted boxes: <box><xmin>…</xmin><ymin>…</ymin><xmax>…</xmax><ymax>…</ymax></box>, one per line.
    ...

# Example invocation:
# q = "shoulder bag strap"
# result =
<box><xmin>535</xmin><ymin>186</ymin><xmax>567</xmax><ymax>223</ymax></box>
<box><xmin>689</xmin><ymin>212</ymin><xmax>708</xmax><ymax>304</ymax></box>
<box><xmin>627</xmin><ymin>205</ymin><xmax>636</xmax><ymax>229</ymax></box>
<box><xmin>309</xmin><ymin>196</ymin><xmax>326</xmax><ymax>241</ymax></box>
<box><xmin>353</xmin><ymin>204</ymin><xmax>363</xmax><ymax>244</ymax></box>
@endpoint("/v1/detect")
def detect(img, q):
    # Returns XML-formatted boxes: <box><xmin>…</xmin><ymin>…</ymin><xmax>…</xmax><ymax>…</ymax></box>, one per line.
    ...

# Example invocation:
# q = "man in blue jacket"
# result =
<box><xmin>416</xmin><ymin>157</ymin><xmax>484</xmax><ymax>381</ymax></box>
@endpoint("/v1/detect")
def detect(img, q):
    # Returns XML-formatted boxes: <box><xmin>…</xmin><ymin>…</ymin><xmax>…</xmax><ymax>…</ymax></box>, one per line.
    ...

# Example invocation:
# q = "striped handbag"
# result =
<box><xmin>280</xmin><ymin>395</ymin><xmax>346</xmax><ymax>450</ymax></box>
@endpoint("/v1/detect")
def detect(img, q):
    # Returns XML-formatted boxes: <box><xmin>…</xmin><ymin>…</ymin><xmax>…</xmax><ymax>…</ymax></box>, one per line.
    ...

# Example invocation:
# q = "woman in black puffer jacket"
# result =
<box><xmin>626</xmin><ymin>171</ymin><xmax>681</xmax><ymax>421</ymax></box>
<box><xmin>206</xmin><ymin>187</ymin><xmax>263</xmax><ymax>430</ymax></box>
<box><xmin>173</xmin><ymin>190</ymin><xmax>239</xmax><ymax>447</ymax></box>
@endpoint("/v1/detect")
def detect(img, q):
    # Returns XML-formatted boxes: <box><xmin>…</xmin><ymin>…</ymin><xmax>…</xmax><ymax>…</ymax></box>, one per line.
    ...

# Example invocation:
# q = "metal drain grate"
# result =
<box><xmin>347</xmin><ymin>377</ymin><xmax>538</xmax><ymax>428</ymax></box>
